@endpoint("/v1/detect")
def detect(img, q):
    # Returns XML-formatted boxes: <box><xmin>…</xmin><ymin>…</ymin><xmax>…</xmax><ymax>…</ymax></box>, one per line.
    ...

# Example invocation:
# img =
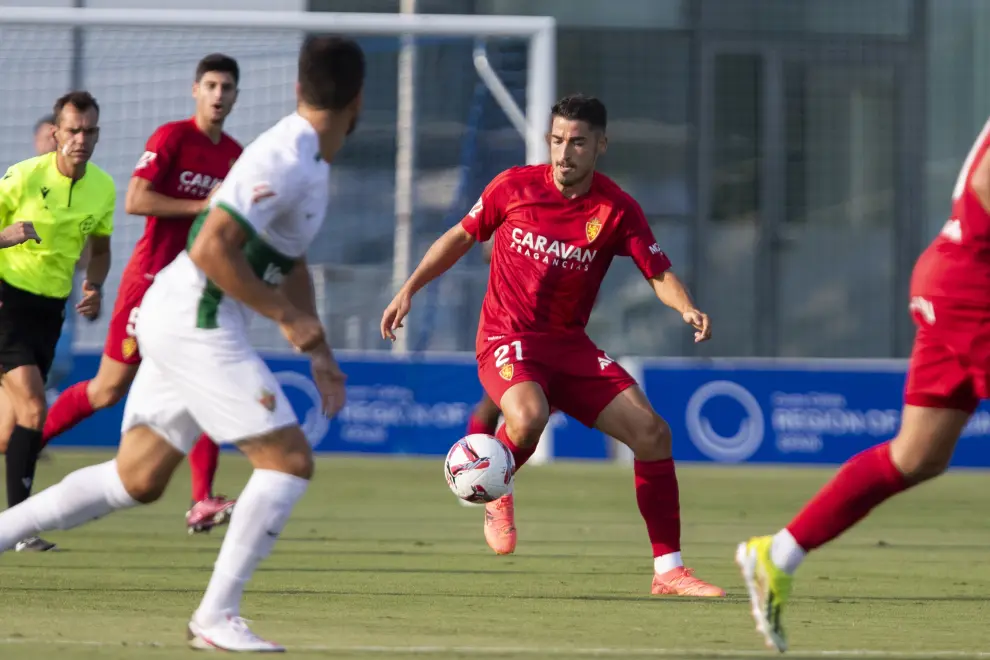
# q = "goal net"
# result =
<box><xmin>0</xmin><ymin>8</ymin><xmax>555</xmax><ymax>354</ymax></box>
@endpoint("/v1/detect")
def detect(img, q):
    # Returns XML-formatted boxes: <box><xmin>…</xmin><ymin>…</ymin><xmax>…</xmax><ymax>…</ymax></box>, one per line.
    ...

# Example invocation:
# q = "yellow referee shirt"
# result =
<box><xmin>0</xmin><ymin>153</ymin><xmax>115</xmax><ymax>299</ymax></box>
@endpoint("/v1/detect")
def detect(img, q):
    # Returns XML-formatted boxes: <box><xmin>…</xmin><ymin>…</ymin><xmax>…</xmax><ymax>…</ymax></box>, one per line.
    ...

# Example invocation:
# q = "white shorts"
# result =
<box><xmin>120</xmin><ymin>279</ymin><xmax>297</xmax><ymax>453</ymax></box>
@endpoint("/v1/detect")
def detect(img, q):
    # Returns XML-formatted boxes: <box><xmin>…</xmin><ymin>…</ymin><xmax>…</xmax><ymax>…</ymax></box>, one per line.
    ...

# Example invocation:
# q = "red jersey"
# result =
<box><xmin>461</xmin><ymin>165</ymin><xmax>672</xmax><ymax>350</ymax></box>
<box><xmin>125</xmin><ymin>118</ymin><xmax>242</xmax><ymax>279</ymax></box>
<box><xmin>912</xmin><ymin>118</ymin><xmax>990</xmax><ymax>306</ymax></box>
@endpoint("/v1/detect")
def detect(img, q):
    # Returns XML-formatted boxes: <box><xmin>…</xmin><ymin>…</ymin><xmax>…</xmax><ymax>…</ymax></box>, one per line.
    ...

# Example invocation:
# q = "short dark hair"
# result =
<box><xmin>34</xmin><ymin>114</ymin><xmax>55</xmax><ymax>133</ymax></box>
<box><xmin>297</xmin><ymin>35</ymin><xmax>365</xmax><ymax>111</ymax></box>
<box><xmin>196</xmin><ymin>53</ymin><xmax>239</xmax><ymax>85</ymax></box>
<box><xmin>53</xmin><ymin>91</ymin><xmax>100</xmax><ymax>124</ymax></box>
<box><xmin>551</xmin><ymin>94</ymin><xmax>607</xmax><ymax>131</ymax></box>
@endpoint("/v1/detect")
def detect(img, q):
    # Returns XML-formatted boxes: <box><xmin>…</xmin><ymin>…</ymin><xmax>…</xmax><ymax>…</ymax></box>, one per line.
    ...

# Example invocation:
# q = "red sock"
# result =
<box><xmin>634</xmin><ymin>458</ymin><xmax>681</xmax><ymax>557</ymax></box>
<box><xmin>41</xmin><ymin>380</ymin><xmax>94</xmax><ymax>447</ymax></box>
<box><xmin>466</xmin><ymin>413</ymin><xmax>498</xmax><ymax>436</ymax></box>
<box><xmin>787</xmin><ymin>441</ymin><xmax>908</xmax><ymax>551</ymax></box>
<box><xmin>496</xmin><ymin>424</ymin><xmax>537</xmax><ymax>473</ymax></box>
<box><xmin>188</xmin><ymin>435</ymin><xmax>220</xmax><ymax>502</ymax></box>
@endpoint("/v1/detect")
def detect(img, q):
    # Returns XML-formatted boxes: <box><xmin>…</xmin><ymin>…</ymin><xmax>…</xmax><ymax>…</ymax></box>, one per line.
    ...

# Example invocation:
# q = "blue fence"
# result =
<box><xmin>49</xmin><ymin>352</ymin><xmax>990</xmax><ymax>468</ymax></box>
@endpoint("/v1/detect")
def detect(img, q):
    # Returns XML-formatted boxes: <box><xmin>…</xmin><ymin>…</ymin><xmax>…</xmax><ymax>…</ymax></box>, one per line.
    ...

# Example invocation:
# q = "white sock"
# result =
<box><xmin>653</xmin><ymin>551</ymin><xmax>683</xmax><ymax>575</ymax></box>
<box><xmin>0</xmin><ymin>459</ymin><xmax>138</xmax><ymax>550</ymax></box>
<box><xmin>195</xmin><ymin>469</ymin><xmax>308</xmax><ymax>626</ymax></box>
<box><xmin>771</xmin><ymin>528</ymin><xmax>807</xmax><ymax>575</ymax></box>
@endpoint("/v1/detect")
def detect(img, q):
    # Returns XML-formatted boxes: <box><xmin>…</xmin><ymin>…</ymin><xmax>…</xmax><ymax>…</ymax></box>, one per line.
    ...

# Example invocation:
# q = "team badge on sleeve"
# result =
<box><xmin>586</xmin><ymin>217</ymin><xmax>602</xmax><ymax>243</ymax></box>
<box><xmin>121</xmin><ymin>337</ymin><xmax>137</xmax><ymax>359</ymax></box>
<box><xmin>499</xmin><ymin>363</ymin><xmax>514</xmax><ymax>381</ymax></box>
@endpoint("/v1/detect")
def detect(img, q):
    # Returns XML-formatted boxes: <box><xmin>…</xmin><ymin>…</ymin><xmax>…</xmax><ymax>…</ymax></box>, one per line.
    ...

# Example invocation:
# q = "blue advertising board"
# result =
<box><xmin>47</xmin><ymin>352</ymin><xmax>990</xmax><ymax>468</ymax></box>
<box><xmin>640</xmin><ymin>358</ymin><xmax>990</xmax><ymax>468</ymax></box>
<box><xmin>49</xmin><ymin>350</ymin><xmax>607</xmax><ymax>459</ymax></box>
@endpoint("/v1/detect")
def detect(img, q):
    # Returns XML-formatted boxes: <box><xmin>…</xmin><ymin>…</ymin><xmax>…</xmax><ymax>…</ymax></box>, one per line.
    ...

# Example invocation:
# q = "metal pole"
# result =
<box><xmin>70</xmin><ymin>0</ymin><xmax>85</xmax><ymax>90</ymax></box>
<box><xmin>391</xmin><ymin>0</ymin><xmax>417</xmax><ymax>353</ymax></box>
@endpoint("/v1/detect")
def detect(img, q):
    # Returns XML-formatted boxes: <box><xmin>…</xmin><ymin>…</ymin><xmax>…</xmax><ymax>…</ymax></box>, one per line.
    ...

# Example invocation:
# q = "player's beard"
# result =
<box><xmin>554</xmin><ymin>163</ymin><xmax>590</xmax><ymax>188</ymax></box>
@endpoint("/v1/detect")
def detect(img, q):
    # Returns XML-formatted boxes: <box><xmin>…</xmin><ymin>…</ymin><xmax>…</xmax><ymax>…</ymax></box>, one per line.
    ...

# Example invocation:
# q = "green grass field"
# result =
<box><xmin>0</xmin><ymin>451</ymin><xmax>988</xmax><ymax>659</ymax></box>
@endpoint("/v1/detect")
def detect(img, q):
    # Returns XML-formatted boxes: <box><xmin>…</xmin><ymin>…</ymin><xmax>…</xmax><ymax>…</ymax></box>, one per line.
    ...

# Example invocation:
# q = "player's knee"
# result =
<box><xmin>890</xmin><ymin>441</ymin><xmax>950</xmax><ymax>483</ymax></box>
<box><xmin>625</xmin><ymin>412</ymin><xmax>672</xmax><ymax>461</ymax></box>
<box><xmin>13</xmin><ymin>396</ymin><xmax>46</xmax><ymax>430</ymax></box>
<box><xmin>88</xmin><ymin>378</ymin><xmax>129</xmax><ymax>410</ymax></box>
<box><xmin>504</xmin><ymin>410</ymin><xmax>548</xmax><ymax>448</ymax></box>
<box><xmin>279</xmin><ymin>448</ymin><xmax>315</xmax><ymax>480</ymax></box>
<box><xmin>119</xmin><ymin>467</ymin><xmax>168</xmax><ymax>504</ymax></box>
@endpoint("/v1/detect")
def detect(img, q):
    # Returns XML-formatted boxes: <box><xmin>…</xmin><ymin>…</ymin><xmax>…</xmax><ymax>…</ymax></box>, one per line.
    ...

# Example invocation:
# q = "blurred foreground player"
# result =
<box><xmin>736</xmin><ymin>119</ymin><xmax>990</xmax><ymax>652</ymax></box>
<box><xmin>42</xmin><ymin>54</ymin><xmax>243</xmax><ymax>534</ymax></box>
<box><xmin>383</xmin><ymin>95</ymin><xmax>723</xmax><ymax>597</ymax></box>
<box><xmin>0</xmin><ymin>35</ymin><xmax>362</xmax><ymax>651</ymax></box>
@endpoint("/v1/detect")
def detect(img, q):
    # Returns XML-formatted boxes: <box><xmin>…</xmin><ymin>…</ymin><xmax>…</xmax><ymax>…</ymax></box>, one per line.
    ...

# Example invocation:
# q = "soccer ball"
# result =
<box><xmin>444</xmin><ymin>434</ymin><xmax>514</xmax><ymax>503</ymax></box>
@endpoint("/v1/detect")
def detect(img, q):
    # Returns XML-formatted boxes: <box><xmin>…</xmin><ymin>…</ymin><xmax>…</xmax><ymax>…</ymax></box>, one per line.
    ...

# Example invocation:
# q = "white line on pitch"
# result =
<box><xmin>2</xmin><ymin>638</ymin><xmax>990</xmax><ymax>658</ymax></box>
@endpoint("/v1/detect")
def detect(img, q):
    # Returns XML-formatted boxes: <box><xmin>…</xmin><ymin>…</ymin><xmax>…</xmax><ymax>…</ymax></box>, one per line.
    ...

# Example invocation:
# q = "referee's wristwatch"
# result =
<box><xmin>88</xmin><ymin>281</ymin><xmax>103</xmax><ymax>295</ymax></box>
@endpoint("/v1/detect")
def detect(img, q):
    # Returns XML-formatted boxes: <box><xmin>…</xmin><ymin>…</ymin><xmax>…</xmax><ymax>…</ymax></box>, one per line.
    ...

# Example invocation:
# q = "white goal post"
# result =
<box><xmin>0</xmin><ymin>6</ymin><xmax>558</xmax><ymax>464</ymax></box>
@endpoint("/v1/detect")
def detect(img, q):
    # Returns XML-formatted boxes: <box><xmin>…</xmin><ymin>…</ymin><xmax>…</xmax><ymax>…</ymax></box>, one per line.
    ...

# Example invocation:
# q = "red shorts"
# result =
<box><xmin>103</xmin><ymin>275</ymin><xmax>153</xmax><ymax>365</ymax></box>
<box><xmin>905</xmin><ymin>295</ymin><xmax>990</xmax><ymax>413</ymax></box>
<box><xmin>477</xmin><ymin>332</ymin><xmax>637</xmax><ymax>427</ymax></box>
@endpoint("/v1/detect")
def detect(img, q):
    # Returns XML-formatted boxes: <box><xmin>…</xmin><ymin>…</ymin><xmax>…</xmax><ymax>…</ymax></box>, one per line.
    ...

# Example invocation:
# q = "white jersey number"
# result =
<box><xmin>494</xmin><ymin>340</ymin><xmax>523</xmax><ymax>368</ymax></box>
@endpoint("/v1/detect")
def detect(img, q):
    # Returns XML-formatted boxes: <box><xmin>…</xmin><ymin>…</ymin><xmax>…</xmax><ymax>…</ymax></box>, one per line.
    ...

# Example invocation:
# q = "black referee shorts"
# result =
<box><xmin>0</xmin><ymin>282</ymin><xmax>67</xmax><ymax>381</ymax></box>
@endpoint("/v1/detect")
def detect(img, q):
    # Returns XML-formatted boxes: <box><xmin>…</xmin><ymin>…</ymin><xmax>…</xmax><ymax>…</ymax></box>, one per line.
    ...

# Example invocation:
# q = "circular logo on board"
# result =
<box><xmin>273</xmin><ymin>370</ymin><xmax>331</xmax><ymax>448</ymax></box>
<box><xmin>684</xmin><ymin>380</ymin><xmax>765</xmax><ymax>463</ymax></box>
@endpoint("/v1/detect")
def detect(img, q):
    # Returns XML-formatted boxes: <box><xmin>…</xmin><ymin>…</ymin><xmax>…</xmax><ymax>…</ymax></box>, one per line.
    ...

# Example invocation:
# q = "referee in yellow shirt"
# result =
<box><xmin>0</xmin><ymin>91</ymin><xmax>114</xmax><ymax>551</ymax></box>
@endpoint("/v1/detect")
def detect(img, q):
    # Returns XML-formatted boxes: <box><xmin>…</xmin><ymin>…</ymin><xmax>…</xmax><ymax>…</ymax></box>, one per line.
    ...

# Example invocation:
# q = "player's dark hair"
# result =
<box><xmin>53</xmin><ymin>91</ymin><xmax>100</xmax><ymax>124</ymax></box>
<box><xmin>196</xmin><ymin>53</ymin><xmax>240</xmax><ymax>85</ymax></box>
<box><xmin>297</xmin><ymin>35</ymin><xmax>366</xmax><ymax>111</ymax></box>
<box><xmin>551</xmin><ymin>94</ymin><xmax>607</xmax><ymax>132</ymax></box>
<box><xmin>34</xmin><ymin>114</ymin><xmax>55</xmax><ymax>133</ymax></box>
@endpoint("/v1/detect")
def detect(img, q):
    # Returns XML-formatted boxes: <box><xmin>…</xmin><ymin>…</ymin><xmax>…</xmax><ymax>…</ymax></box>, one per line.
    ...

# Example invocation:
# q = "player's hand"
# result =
<box><xmin>683</xmin><ymin>308</ymin><xmax>711</xmax><ymax>343</ymax></box>
<box><xmin>0</xmin><ymin>221</ymin><xmax>41</xmax><ymax>248</ymax></box>
<box><xmin>76</xmin><ymin>280</ymin><xmax>102</xmax><ymax>320</ymax></box>
<box><xmin>381</xmin><ymin>291</ymin><xmax>412</xmax><ymax>342</ymax></box>
<box><xmin>278</xmin><ymin>308</ymin><xmax>326</xmax><ymax>353</ymax></box>
<box><xmin>311</xmin><ymin>348</ymin><xmax>347</xmax><ymax>418</ymax></box>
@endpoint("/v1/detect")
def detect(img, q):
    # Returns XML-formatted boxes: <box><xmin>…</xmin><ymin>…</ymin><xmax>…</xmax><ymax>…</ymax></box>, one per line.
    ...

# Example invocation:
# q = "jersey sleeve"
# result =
<box><xmin>460</xmin><ymin>170</ymin><xmax>513</xmax><ymax>242</ymax></box>
<box><xmin>616</xmin><ymin>198</ymin><xmax>672</xmax><ymax>279</ymax></box>
<box><xmin>132</xmin><ymin>124</ymin><xmax>180</xmax><ymax>187</ymax></box>
<box><xmin>0</xmin><ymin>164</ymin><xmax>24</xmax><ymax>226</ymax></box>
<box><xmin>92</xmin><ymin>187</ymin><xmax>116</xmax><ymax>237</ymax></box>
<box><xmin>211</xmin><ymin>151</ymin><xmax>291</xmax><ymax>237</ymax></box>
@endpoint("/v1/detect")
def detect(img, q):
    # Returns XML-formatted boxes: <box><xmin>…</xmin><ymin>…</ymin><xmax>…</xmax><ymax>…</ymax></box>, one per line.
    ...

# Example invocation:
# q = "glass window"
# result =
<box><xmin>701</xmin><ymin>0</ymin><xmax>913</xmax><ymax>36</ymax></box>
<box><xmin>926</xmin><ymin>0</ymin><xmax>990</xmax><ymax>238</ymax></box>
<box><xmin>558</xmin><ymin>30</ymin><xmax>693</xmax><ymax>218</ymax></box>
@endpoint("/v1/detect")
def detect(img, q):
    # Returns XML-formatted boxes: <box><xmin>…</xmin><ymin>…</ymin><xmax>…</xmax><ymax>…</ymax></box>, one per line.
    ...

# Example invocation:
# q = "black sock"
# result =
<box><xmin>6</xmin><ymin>425</ymin><xmax>42</xmax><ymax>509</ymax></box>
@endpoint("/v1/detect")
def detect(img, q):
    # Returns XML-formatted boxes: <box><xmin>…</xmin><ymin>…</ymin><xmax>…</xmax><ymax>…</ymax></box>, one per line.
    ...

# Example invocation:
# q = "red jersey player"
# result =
<box><xmin>42</xmin><ymin>54</ymin><xmax>243</xmax><ymax>534</ymax></box>
<box><xmin>383</xmin><ymin>95</ymin><xmax>723</xmax><ymax>597</ymax></box>
<box><xmin>735</xmin><ymin>120</ymin><xmax>990</xmax><ymax>652</ymax></box>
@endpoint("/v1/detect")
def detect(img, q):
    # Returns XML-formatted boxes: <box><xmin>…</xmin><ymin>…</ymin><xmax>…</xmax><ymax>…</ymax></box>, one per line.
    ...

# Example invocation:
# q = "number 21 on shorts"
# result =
<box><xmin>494</xmin><ymin>340</ymin><xmax>522</xmax><ymax>381</ymax></box>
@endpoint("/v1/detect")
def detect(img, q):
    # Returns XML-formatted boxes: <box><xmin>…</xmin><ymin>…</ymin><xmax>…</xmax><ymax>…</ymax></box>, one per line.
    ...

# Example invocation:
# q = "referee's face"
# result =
<box><xmin>55</xmin><ymin>104</ymin><xmax>100</xmax><ymax>165</ymax></box>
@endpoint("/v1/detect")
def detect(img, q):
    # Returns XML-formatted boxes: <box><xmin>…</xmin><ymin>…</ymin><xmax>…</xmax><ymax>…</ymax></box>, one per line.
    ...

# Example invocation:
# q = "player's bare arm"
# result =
<box><xmin>77</xmin><ymin>235</ymin><xmax>110</xmax><ymax>320</ymax></box>
<box><xmin>125</xmin><ymin>176</ymin><xmax>211</xmax><ymax>218</ymax></box>
<box><xmin>650</xmin><ymin>270</ymin><xmax>711</xmax><ymax>342</ymax></box>
<box><xmin>189</xmin><ymin>206</ymin><xmax>322</xmax><ymax>351</ymax></box>
<box><xmin>281</xmin><ymin>257</ymin><xmax>346</xmax><ymax>417</ymax></box>
<box><xmin>381</xmin><ymin>224</ymin><xmax>476</xmax><ymax>340</ymax></box>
